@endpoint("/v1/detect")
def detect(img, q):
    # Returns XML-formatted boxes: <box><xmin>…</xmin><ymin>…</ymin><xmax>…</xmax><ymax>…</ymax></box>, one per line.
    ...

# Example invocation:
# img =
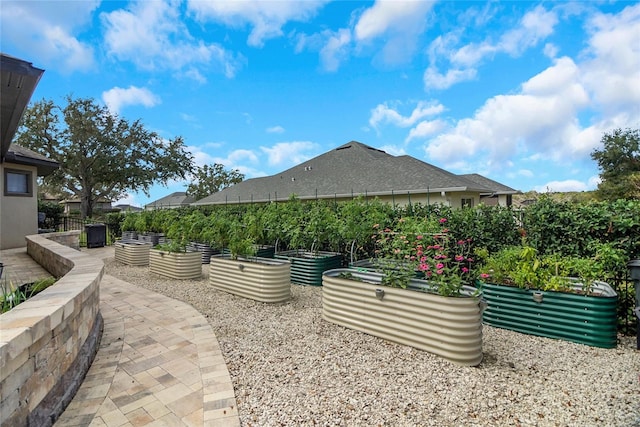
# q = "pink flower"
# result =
<box><xmin>455</xmin><ymin>255</ymin><xmax>465</xmax><ymax>262</ymax></box>
<box><xmin>480</xmin><ymin>273</ymin><xmax>490</xmax><ymax>279</ymax></box>
<box><xmin>436</xmin><ymin>263</ymin><xmax>445</xmax><ymax>270</ymax></box>
<box><xmin>461</xmin><ymin>267</ymin><xmax>469</xmax><ymax>273</ymax></box>
<box><xmin>436</xmin><ymin>269</ymin><xmax>444</xmax><ymax>275</ymax></box>
<box><xmin>439</xmin><ymin>218</ymin><xmax>447</xmax><ymax>223</ymax></box>
<box><xmin>457</xmin><ymin>240</ymin><xmax>465</xmax><ymax>245</ymax></box>
<box><xmin>419</xmin><ymin>263</ymin><xmax>429</xmax><ymax>271</ymax></box>
<box><xmin>416</xmin><ymin>235</ymin><xmax>423</xmax><ymax>240</ymax></box>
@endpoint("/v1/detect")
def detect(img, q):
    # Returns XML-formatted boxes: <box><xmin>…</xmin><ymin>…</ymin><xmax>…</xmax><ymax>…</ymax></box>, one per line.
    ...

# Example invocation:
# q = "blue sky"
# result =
<box><xmin>2</xmin><ymin>1</ymin><xmax>639</xmax><ymax>207</ymax></box>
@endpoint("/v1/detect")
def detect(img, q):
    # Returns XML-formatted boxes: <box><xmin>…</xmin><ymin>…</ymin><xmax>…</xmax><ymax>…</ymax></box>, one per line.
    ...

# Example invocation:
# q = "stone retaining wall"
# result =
<box><xmin>0</xmin><ymin>233</ymin><xmax>104</xmax><ymax>426</ymax></box>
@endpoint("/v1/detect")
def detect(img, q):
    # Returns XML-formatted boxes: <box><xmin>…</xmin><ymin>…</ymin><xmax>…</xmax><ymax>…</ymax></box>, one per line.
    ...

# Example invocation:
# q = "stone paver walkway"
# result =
<box><xmin>3</xmin><ymin>246</ymin><xmax>240</xmax><ymax>426</ymax></box>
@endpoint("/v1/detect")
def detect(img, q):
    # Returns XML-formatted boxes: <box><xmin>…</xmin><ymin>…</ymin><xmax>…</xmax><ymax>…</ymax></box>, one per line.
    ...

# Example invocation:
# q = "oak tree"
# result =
<box><xmin>591</xmin><ymin>128</ymin><xmax>640</xmax><ymax>201</ymax></box>
<box><xmin>186</xmin><ymin>163</ymin><xmax>244</xmax><ymax>201</ymax></box>
<box><xmin>15</xmin><ymin>96</ymin><xmax>194</xmax><ymax>218</ymax></box>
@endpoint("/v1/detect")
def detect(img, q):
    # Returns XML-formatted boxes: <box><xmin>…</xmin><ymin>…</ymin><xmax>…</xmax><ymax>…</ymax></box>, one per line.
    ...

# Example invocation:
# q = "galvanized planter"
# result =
<box><xmin>322</xmin><ymin>269</ymin><xmax>484</xmax><ymax>367</ymax></box>
<box><xmin>114</xmin><ymin>240</ymin><xmax>152</xmax><ymax>266</ymax></box>
<box><xmin>275</xmin><ymin>250</ymin><xmax>343</xmax><ymax>286</ymax></box>
<box><xmin>480</xmin><ymin>280</ymin><xmax>618</xmax><ymax>348</ymax></box>
<box><xmin>187</xmin><ymin>242</ymin><xmax>220</xmax><ymax>264</ymax></box>
<box><xmin>149</xmin><ymin>249</ymin><xmax>202</xmax><ymax>280</ymax></box>
<box><xmin>209</xmin><ymin>255</ymin><xmax>291</xmax><ymax>303</ymax></box>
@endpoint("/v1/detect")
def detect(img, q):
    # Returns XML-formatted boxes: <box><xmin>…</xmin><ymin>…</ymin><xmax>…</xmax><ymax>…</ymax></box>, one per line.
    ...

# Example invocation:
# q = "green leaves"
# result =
<box><xmin>16</xmin><ymin>95</ymin><xmax>194</xmax><ymax>218</ymax></box>
<box><xmin>186</xmin><ymin>163</ymin><xmax>244</xmax><ymax>201</ymax></box>
<box><xmin>591</xmin><ymin>128</ymin><xmax>640</xmax><ymax>201</ymax></box>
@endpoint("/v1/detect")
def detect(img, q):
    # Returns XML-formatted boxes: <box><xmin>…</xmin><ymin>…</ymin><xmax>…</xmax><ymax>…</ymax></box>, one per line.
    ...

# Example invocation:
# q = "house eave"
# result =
<box><xmin>3</xmin><ymin>150</ymin><xmax>59</xmax><ymax>176</ymax></box>
<box><xmin>193</xmin><ymin>186</ymin><xmax>488</xmax><ymax>206</ymax></box>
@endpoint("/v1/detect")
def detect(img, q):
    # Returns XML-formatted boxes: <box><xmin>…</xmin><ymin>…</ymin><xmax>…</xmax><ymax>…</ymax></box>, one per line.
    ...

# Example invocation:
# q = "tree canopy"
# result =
<box><xmin>186</xmin><ymin>163</ymin><xmax>244</xmax><ymax>201</ymax></box>
<box><xmin>591</xmin><ymin>128</ymin><xmax>640</xmax><ymax>201</ymax></box>
<box><xmin>15</xmin><ymin>96</ymin><xmax>194</xmax><ymax>218</ymax></box>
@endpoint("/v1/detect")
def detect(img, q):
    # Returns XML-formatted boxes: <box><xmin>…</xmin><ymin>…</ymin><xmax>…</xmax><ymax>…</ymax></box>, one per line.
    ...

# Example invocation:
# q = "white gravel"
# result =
<box><xmin>104</xmin><ymin>259</ymin><xmax>640</xmax><ymax>427</ymax></box>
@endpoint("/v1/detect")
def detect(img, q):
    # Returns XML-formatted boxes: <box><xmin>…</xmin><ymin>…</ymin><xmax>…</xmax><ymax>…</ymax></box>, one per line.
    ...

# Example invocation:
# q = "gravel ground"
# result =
<box><xmin>105</xmin><ymin>260</ymin><xmax>640</xmax><ymax>427</ymax></box>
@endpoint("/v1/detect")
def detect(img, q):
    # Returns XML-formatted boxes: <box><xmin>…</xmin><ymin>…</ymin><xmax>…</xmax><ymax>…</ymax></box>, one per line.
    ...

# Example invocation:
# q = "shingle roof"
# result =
<box><xmin>458</xmin><ymin>173</ymin><xmax>519</xmax><ymax>195</ymax></box>
<box><xmin>5</xmin><ymin>143</ymin><xmax>59</xmax><ymax>176</ymax></box>
<box><xmin>194</xmin><ymin>141</ymin><xmax>495</xmax><ymax>205</ymax></box>
<box><xmin>147</xmin><ymin>191</ymin><xmax>195</xmax><ymax>208</ymax></box>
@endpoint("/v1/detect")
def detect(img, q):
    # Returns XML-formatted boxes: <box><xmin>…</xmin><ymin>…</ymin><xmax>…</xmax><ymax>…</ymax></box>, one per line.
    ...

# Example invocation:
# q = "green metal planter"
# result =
<box><xmin>275</xmin><ymin>250</ymin><xmax>342</xmax><ymax>286</ymax></box>
<box><xmin>480</xmin><ymin>280</ymin><xmax>618</xmax><ymax>348</ymax></box>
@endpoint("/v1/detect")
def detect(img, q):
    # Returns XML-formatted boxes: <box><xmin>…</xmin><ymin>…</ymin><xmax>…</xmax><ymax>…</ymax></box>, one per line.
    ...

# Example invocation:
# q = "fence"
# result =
<box><xmin>607</xmin><ymin>275</ymin><xmax>637</xmax><ymax>336</ymax></box>
<box><xmin>54</xmin><ymin>217</ymin><xmax>116</xmax><ymax>246</ymax></box>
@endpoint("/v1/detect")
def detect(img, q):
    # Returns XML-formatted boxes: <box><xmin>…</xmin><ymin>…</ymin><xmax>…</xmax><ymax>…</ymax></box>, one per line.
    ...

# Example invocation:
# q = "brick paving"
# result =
<box><xmin>2</xmin><ymin>246</ymin><xmax>240</xmax><ymax>426</ymax></box>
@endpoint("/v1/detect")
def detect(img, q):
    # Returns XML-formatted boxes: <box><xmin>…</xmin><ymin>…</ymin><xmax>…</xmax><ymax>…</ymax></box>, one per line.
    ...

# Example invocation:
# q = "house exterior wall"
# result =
<box><xmin>0</xmin><ymin>162</ymin><xmax>38</xmax><ymax>249</ymax></box>
<box><xmin>333</xmin><ymin>192</ymin><xmax>479</xmax><ymax>208</ymax></box>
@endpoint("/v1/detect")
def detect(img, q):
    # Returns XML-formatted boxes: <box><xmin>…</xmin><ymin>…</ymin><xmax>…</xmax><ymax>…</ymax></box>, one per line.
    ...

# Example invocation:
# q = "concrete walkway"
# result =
<box><xmin>3</xmin><ymin>246</ymin><xmax>240</xmax><ymax>426</ymax></box>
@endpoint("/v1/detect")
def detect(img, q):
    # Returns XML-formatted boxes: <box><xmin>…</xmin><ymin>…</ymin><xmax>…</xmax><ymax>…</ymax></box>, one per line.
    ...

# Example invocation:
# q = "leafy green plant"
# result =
<box><xmin>372</xmin><ymin>217</ymin><xmax>479</xmax><ymax>296</ymax></box>
<box><xmin>1</xmin><ymin>277</ymin><xmax>57</xmax><ymax>313</ymax></box>
<box><xmin>481</xmin><ymin>244</ymin><xmax>617</xmax><ymax>294</ymax></box>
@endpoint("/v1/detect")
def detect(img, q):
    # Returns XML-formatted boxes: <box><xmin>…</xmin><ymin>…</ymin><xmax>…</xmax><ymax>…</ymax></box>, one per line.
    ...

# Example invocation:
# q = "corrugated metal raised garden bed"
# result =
<box><xmin>149</xmin><ymin>249</ymin><xmax>202</xmax><ymax>280</ymax></box>
<box><xmin>480</xmin><ymin>280</ymin><xmax>618</xmax><ymax>348</ymax></box>
<box><xmin>322</xmin><ymin>268</ymin><xmax>484</xmax><ymax>367</ymax></box>
<box><xmin>275</xmin><ymin>250</ymin><xmax>342</xmax><ymax>286</ymax></box>
<box><xmin>114</xmin><ymin>240</ymin><xmax>152</xmax><ymax>266</ymax></box>
<box><xmin>209</xmin><ymin>254</ymin><xmax>291</xmax><ymax>303</ymax></box>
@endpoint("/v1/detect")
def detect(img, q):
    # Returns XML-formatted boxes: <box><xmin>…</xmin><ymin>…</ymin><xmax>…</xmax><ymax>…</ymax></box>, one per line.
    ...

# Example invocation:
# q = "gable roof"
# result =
<box><xmin>146</xmin><ymin>191</ymin><xmax>195</xmax><ymax>208</ymax></box>
<box><xmin>194</xmin><ymin>141</ymin><xmax>494</xmax><ymax>205</ymax></box>
<box><xmin>1</xmin><ymin>54</ymin><xmax>44</xmax><ymax>161</ymax></box>
<box><xmin>459</xmin><ymin>173</ymin><xmax>519</xmax><ymax>195</ymax></box>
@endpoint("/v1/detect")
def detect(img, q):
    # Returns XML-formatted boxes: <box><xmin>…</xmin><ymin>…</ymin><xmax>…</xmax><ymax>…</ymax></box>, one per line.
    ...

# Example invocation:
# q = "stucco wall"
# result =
<box><xmin>0</xmin><ymin>232</ymin><xmax>103</xmax><ymax>426</ymax></box>
<box><xmin>0</xmin><ymin>163</ymin><xmax>38</xmax><ymax>249</ymax></box>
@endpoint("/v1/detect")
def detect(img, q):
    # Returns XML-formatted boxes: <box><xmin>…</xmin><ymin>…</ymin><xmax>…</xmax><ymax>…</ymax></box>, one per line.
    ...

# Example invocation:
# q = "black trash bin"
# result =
<box><xmin>85</xmin><ymin>223</ymin><xmax>106</xmax><ymax>248</ymax></box>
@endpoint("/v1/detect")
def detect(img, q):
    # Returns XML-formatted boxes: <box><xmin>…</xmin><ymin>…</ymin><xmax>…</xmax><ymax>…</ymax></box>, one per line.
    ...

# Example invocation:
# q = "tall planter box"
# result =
<box><xmin>322</xmin><ymin>269</ymin><xmax>484</xmax><ymax>367</ymax></box>
<box><xmin>149</xmin><ymin>249</ymin><xmax>202</xmax><ymax>280</ymax></box>
<box><xmin>187</xmin><ymin>242</ymin><xmax>220</xmax><ymax>264</ymax></box>
<box><xmin>209</xmin><ymin>255</ymin><xmax>291</xmax><ymax>303</ymax></box>
<box><xmin>480</xmin><ymin>281</ymin><xmax>618</xmax><ymax>348</ymax></box>
<box><xmin>275</xmin><ymin>250</ymin><xmax>342</xmax><ymax>286</ymax></box>
<box><xmin>115</xmin><ymin>240</ymin><xmax>152</xmax><ymax>266</ymax></box>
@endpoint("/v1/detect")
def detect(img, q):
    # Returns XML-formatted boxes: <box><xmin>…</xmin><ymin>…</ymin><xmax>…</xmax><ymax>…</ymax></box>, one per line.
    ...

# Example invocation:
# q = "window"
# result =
<box><xmin>461</xmin><ymin>198</ymin><xmax>474</xmax><ymax>208</ymax></box>
<box><xmin>4</xmin><ymin>169</ymin><xmax>33</xmax><ymax>197</ymax></box>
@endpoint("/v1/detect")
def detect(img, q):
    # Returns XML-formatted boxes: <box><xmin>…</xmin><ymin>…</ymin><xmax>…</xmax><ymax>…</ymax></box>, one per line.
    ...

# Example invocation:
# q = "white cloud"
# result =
<box><xmin>354</xmin><ymin>0</ymin><xmax>433</xmax><ymax>41</ymax></box>
<box><xmin>0</xmin><ymin>1</ymin><xmax>98</xmax><ymax>73</ymax></box>
<box><xmin>228</xmin><ymin>149</ymin><xmax>259</xmax><ymax>164</ymax></box>
<box><xmin>581</xmin><ymin>3</ymin><xmax>640</xmax><ymax>118</ymax></box>
<box><xmin>188</xmin><ymin>145</ymin><xmax>262</xmax><ymax>178</ymax></box>
<box><xmin>113</xmin><ymin>193</ymin><xmax>141</xmax><ymax>208</ymax></box>
<box><xmin>102</xmin><ymin>86</ymin><xmax>160</xmax><ymax>115</ymax></box>
<box><xmin>533</xmin><ymin>179</ymin><xmax>590</xmax><ymax>192</ymax></box>
<box><xmin>498</xmin><ymin>5</ymin><xmax>558</xmax><ymax>56</ymax></box>
<box><xmin>187</xmin><ymin>0</ymin><xmax>329</xmax><ymax>47</ymax></box>
<box><xmin>405</xmin><ymin>119</ymin><xmax>448</xmax><ymax>143</ymax></box>
<box><xmin>369</xmin><ymin>101</ymin><xmax>445</xmax><ymax>130</ymax></box>
<box><xmin>425</xmin><ymin>4</ymin><xmax>559</xmax><ymax>90</ymax></box>
<box><xmin>266</xmin><ymin>126</ymin><xmax>285</xmax><ymax>134</ymax></box>
<box><xmin>260</xmin><ymin>141</ymin><xmax>319</xmax><ymax>167</ymax></box>
<box><xmin>424</xmin><ymin>66</ymin><xmax>477</xmax><ymax>90</ymax></box>
<box><xmin>102</xmin><ymin>1</ymin><xmax>245</xmax><ymax>79</ymax></box>
<box><xmin>354</xmin><ymin>0</ymin><xmax>435</xmax><ymax>65</ymax></box>
<box><xmin>379</xmin><ymin>145</ymin><xmax>407</xmax><ymax>156</ymax></box>
<box><xmin>425</xmin><ymin>56</ymin><xmax>591</xmax><ymax>168</ymax></box>
<box><xmin>319</xmin><ymin>28</ymin><xmax>352</xmax><ymax>72</ymax></box>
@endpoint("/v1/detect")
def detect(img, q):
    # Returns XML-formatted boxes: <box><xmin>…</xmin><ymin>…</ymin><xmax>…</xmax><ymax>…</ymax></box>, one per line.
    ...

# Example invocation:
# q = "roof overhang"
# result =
<box><xmin>1</xmin><ymin>54</ymin><xmax>44</xmax><ymax>162</ymax></box>
<box><xmin>193</xmin><ymin>186</ymin><xmax>489</xmax><ymax>206</ymax></box>
<box><xmin>3</xmin><ymin>148</ymin><xmax>58</xmax><ymax>176</ymax></box>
